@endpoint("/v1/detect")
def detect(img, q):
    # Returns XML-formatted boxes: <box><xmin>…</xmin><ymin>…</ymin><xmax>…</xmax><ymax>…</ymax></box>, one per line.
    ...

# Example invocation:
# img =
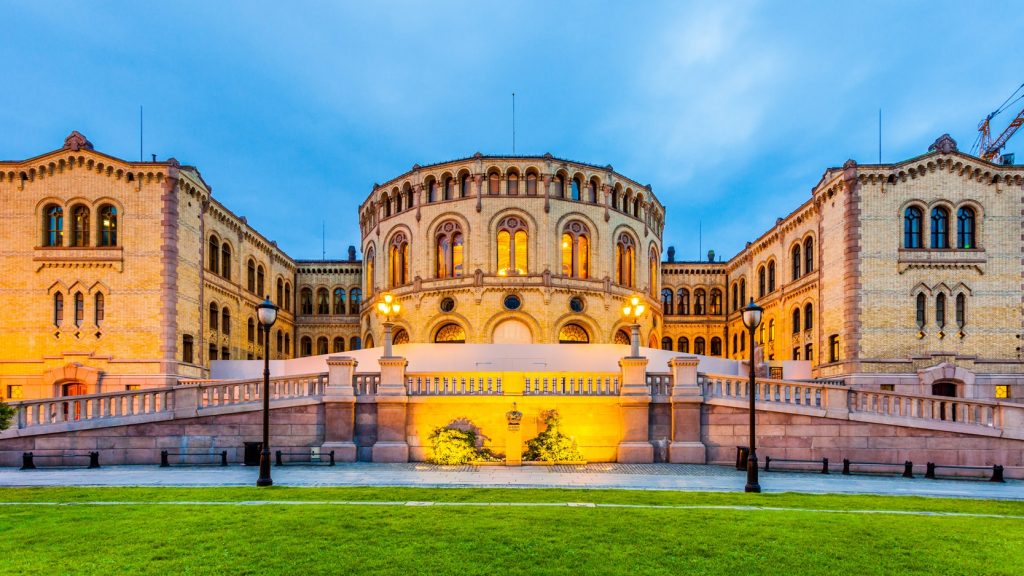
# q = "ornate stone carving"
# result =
<box><xmin>63</xmin><ymin>131</ymin><xmax>94</xmax><ymax>151</ymax></box>
<box><xmin>928</xmin><ymin>134</ymin><xmax>957</xmax><ymax>154</ymax></box>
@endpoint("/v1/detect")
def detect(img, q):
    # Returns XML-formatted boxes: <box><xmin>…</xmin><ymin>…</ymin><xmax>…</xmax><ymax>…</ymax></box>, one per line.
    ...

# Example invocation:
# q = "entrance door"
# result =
<box><xmin>492</xmin><ymin>319</ymin><xmax>532</xmax><ymax>344</ymax></box>
<box><xmin>62</xmin><ymin>382</ymin><xmax>87</xmax><ymax>421</ymax></box>
<box><xmin>931</xmin><ymin>382</ymin><xmax>957</xmax><ymax>421</ymax></box>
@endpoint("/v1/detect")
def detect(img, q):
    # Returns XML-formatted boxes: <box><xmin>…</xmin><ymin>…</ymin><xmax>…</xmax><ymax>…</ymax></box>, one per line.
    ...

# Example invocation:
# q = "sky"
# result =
<box><xmin>2</xmin><ymin>1</ymin><xmax>1022</xmax><ymax>262</ymax></box>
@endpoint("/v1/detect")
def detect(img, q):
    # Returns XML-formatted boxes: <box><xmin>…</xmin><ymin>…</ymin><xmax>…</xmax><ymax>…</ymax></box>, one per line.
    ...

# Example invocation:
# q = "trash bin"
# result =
<box><xmin>736</xmin><ymin>446</ymin><xmax>749</xmax><ymax>470</ymax></box>
<box><xmin>243</xmin><ymin>442</ymin><xmax>263</xmax><ymax>466</ymax></box>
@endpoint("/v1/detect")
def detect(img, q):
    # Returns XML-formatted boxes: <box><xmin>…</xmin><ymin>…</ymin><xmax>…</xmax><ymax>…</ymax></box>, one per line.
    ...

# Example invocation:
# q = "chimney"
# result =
<box><xmin>347</xmin><ymin>245</ymin><xmax>357</xmax><ymax>261</ymax></box>
<box><xmin>707</xmin><ymin>249</ymin><xmax>715</xmax><ymax>263</ymax></box>
<box><xmin>667</xmin><ymin>246</ymin><xmax>676</xmax><ymax>263</ymax></box>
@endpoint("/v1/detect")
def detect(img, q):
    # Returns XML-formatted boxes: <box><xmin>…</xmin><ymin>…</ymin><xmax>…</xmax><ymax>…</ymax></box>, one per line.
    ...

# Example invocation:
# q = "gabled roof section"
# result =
<box><xmin>0</xmin><ymin>131</ymin><xmax>179</xmax><ymax>169</ymax></box>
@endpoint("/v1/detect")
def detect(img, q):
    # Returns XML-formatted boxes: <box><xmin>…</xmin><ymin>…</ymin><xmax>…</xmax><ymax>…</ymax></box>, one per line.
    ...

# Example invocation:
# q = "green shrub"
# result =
<box><xmin>523</xmin><ymin>410</ymin><xmax>584</xmax><ymax>462</ymax></box>
<box><xmin>428</xmin><ymin>423</ymin><xmax>503</xmax><ymax>465</ymax></box>
<box><xmin>0</xmin><ymin>401</ymin><xmax>15</xmax><ymax>431</ymax></box>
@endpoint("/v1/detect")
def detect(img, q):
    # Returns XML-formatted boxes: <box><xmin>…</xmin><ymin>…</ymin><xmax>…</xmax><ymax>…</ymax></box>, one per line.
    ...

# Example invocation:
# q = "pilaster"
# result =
<box><xmin>322</xmin><ymin>356</ymin><xmax>358</xmax><ymax>461</ymax></box>
<box><xmin>373</xmin><ymin>356</ymin><xmax>409</xmax><ymax>462</ymax></box>
<box><xmin>667</xmin><ymin>356</ymin><xmax>706</xmax><ymax>463</ymax></box>
<box><xmin>617</xmin><ymin>356</ymin><xmax>653</xmax><ymax>463</ymax></box>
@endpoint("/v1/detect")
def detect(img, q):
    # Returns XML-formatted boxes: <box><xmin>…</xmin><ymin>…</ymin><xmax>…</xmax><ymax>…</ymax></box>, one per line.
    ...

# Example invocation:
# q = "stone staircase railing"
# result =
<box><xmin>523</xmin><ymin>373</ymin><xmax>619</xmax><ymax>396</ymax></box>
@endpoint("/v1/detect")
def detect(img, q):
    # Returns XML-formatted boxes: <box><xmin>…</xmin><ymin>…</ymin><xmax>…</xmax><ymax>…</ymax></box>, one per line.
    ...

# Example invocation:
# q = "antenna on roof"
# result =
<box><xmin>698</xmin><ymin>220</ymin><xmax>702</xmax><ymax>261</ymax></box>
<box><xmin>139</xmin><ymin>106</ymin><xmax>143</xmax><ymax>162</ymax></box>
<box><xmin>512</xmin><ymin>92</ymin><xmax>516</xmax><ymax>155</ymax></box>
<box><xmin>322</xmin><ymin>220</ymin><xmax>326</xmax><ymax>260</ymax></box>
<box><xmin>878</xmin><ymin>108</ymin><xmax>882</xmax><ymax>163</ymax></box>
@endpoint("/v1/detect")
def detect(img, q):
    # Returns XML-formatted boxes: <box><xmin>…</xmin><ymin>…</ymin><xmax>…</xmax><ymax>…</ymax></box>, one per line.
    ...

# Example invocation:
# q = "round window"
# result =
<box><xmin>439</xmin><ymin>297</ymin><xmax>456</xmax><ymax>313</ymax></box>
<box><xmin>569</xmin><ymin>296</ymin><xmax>585</xmax><ymax>313</ymax></box>
<box><xmin>503</xmin><ymin>294</ymin><xmax>522</xmax><ymax>311</ymax></box>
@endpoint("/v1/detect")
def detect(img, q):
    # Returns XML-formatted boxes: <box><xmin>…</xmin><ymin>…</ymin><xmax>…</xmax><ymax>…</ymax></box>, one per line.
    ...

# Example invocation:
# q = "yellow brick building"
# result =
<box><xmin>0</xmin><ymin>132</ymin><xmax>1021</xmax><ymax>401</ymax></box>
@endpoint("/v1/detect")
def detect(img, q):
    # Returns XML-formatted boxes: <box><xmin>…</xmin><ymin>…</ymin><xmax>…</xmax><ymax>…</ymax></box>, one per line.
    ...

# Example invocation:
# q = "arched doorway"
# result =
<box><xmin>492</xmin><ymin>319</ymin><xmax>532</xmax><ymax>344</ymax></box>
<box><xmin>932</xmin><ymin>381</ymin><xmax>958</xmax><ymax>421</ymax></box>
<box><xmin>61</xmin><ymin>382</ymin><xmax>87</xmax><ymax>421</ymax></box>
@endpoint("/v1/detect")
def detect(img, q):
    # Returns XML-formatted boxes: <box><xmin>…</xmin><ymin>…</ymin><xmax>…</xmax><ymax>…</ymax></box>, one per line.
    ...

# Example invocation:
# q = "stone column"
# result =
<box><xmin>322</xmin><ymin>356</ymin><xmax>358</xmax><ymax>461</ymax></box>
<box><xmin>822</xmin><ymin>384</ymin><xmax>850</xmax><ymax>420</ymax></box>
<box><xmin>372</xmin><ymin>356</ymin><xmax>409</xmax><ymax>462</ymax></box>
<box><xmin>542</xmin><ymin>174</ymin><xmax>551</xmax><ymax>213</ymax></box>
<box><xmin>667</xmin><ymin>356</ymin><xmax>706</xmax><ymax>463</ymax></box>
<box><xmin>617</xmin><ymin>356</ymin><xmax>654</xmax><ymax>463</ymax></box>
<box><xmin>172</xmin><ymin>384</ymin><xmax>200</xmax><ymax>419</ymax></box>
<box><xmin>474</xmin><ymin>174</ymin><xmax>483</xmax><ymax>213</ymax></box>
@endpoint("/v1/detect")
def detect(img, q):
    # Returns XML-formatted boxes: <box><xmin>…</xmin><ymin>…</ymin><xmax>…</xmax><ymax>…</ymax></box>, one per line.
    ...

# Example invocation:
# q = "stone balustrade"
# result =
<box><xmin>193</xmin><ymin>373</ymin><xmax>327</xmax><ymax>408</ymax></box>
<box><xmin>353</xmin><ymin>373</ymin><xmax>380</xmax><ymax>396</ymax></box>
<box><xmin>699</xmin><ymin>373</ymin><xmax>826</xmax><ymax>409</ymax></box>
<box><xmin>406</xmin><ymin>374</ymin><xmax>503</xmax><ymax>395</ymax></box>
<box><xmin>14</xmin><ymin>388</ymin><xmax>174</xmax><ymax>429</ymax></box>
<box><xmin>646</xmin><ymin>373</ymin><xmax>673</xmax><ymax>397</ymax></box>
<box><xmin>848</xmin><ymin>389</ymin><xmax>1001</xmax><ymax>428</ymax></box>
<box><xmin>524</xmin><ymin>374</ymin><xmax>619</xmax><ymax>396</ymax></box>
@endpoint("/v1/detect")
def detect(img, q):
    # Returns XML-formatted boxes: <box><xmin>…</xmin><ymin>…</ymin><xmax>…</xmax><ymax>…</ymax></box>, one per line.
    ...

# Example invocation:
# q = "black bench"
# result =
<box><xmin>21</xmin><ymin>451</ymin><xmax>99</xmax><ymax>470</ymax></box>
<box><xmin>764</xmin><ymin>456</ymin><xmax>829</xmax><ymax>474</ymax></box>
<box><xmin>842</xmin><ymin>458</ymin><xmax>914</xmax><ymax>478</ymax></box>
<box><xmin>925</xmin><ymin>462</ymin><xmax>1004</xmax><ymax>482</ymax></box>
<box><xmin>275</xmin><ymin>450</ymin><xmax>335</xmax><ymax>466</ymax></box>
<box><xmin>160</xmin><ymin>449</ymin><xmax>228</xmax><ymax>467</ymax></box>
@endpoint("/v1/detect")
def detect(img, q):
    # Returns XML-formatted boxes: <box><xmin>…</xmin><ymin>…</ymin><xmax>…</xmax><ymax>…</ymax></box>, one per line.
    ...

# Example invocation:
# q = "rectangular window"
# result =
<box><xmin>183</xmin><ymin>335</ymin><xmax>194</xmax><ymax>364</ymax></box>
<box><xmin>221</xmin><ymin>346</ymin><xmax>230</xmax><ymax>360</ymax></box>
<box><xmin>209</xmin><ymin>344</ymin><xmax>218</xmax><ymax>362</ymax></box>
<box><xmin>995</xmin><ymin>385</ymin><xmax>1009</xmax><ymax>399</ymax></box>
<box><xmin>6</xmin><ymin>385</ymin><xmax>23</xmax><ymax>400</ymax></box>
<box><xmin>828</xmin><ymin>335</ymin><xmax>840</xmax><ymax>363</ymax></box>
<box><xmin>125</xmin><ymin>385</ymin><xmax>141</xmax><ymax>391</ymax></box>
<box><xmin>805</xmin><ymin>343</ymin><xmax>812</xmax><ymax>362</ymax></box>
<box><xmin>880</xmin><ymin>384</ymin><xmax>895</xmax><ymax>392</ymax></box>
<box><xmin>793</xmin><ymin>347</ymin><xmax>800</xmax><ymax>360</ymax></box>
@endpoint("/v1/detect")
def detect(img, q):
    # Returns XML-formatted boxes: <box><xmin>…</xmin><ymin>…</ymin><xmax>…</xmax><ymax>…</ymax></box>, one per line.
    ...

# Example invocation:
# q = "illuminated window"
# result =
<box><xmin>496</xmin><ymin>217</ymin><xmax>528</xmax><ymax>275</ymax></box>
<box><xmin>44</xmin><ymin>205</ymin><xmax>64</xmax><ymax>246</ymax></box>
<box><xmin>694</xmin><ymin>337</ymin><xmax>706</xmax><ymax>355</ymax></box>
<box><xmin>94</xmin><ymin>293</ymin><xmax>104</xmax><ymax>325</ymax></box>
<box><xmin>558</xmin><ymin>323</ymin><xmax>589</xmax><ymax>344</ymax></box>
<box><xmin>7</xmin><ymin>385</ymin><xmax>24</xmax><ymax>400</ymax></box>
<box><xmin>333</xmin><ymin>336</ymin><xmax>345</xmax><ymax>353</ymax></box>
<box><xmin>709</xmin><ymin>289</ymin><xmax>722</xmax><ymax>315</ymax></box>
<box><xmin>434</xmin><ymin>323</ymin><xmax>466</xmax><ymax>343</ymax></box>
<box><xmin>614</xmin><ymin>329</ymin><xmax>631</xmax><ymax>345</ymax></box>
<box><xmin>389</xmin><ymin>233</ymin><xmax>410</xmax><ymax>287</ymax></box>
<box><xmin>393</xmin><ymin>329</ymin><xmax>409</xmax><ymax>345</ymax></box>
<box><xmin>54</xmin><ymin>292</ymin><xmax>64</xmax><ymax>326</ymax></box>
<box><xmin>333</xmin><ymin>288</ymin><xmax>346</xmax><ymax>314</ymax></box>
<box><xmin>435</xmin><ymin>221</ymin><xmax>465</xmax><ymax>279</ymax></box>
<box><xmin>560</xmin><ymin>221</ymin><xmax>590</xmax><ymax>278</ymax></box>
<box><xmin>349</xmin><ymin>288</ymin><xmax>362</xmax><ymax>314</ymax></box>
<box><xmin>365</xmin><ymin>250</ymin><xmax>374</xmax><ymax>296</ymax></box>
<box><xmin>995</xmin><ymin>385</ymin><xmax>1009</xmax><ymax>399</ymax></box>
<box><xmin>615</xmin><ymin>233</ymin><xmax>635</xmax><ymax>287</ymax></box>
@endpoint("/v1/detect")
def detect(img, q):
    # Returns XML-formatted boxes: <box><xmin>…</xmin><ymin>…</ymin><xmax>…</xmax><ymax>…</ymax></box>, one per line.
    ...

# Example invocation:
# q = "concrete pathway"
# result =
<box><xmin>2</xmin><ymin>463</ymin><xmax>1022</xmax><ymax>500</ymax></box>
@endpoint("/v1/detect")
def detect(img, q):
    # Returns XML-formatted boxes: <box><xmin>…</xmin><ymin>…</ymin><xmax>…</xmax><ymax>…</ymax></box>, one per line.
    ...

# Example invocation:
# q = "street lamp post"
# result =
<box><xmin>621</xmin><ymin>295</ymin><xmax>646</xmax><ymax>357</ymax></box>
<box><xmin>740</xmin><ymin>297</ymin><xmax>764</xmax><ymax>493</ymax></box>
<box><xmin>255</xmin><ymin>295</ymin><xmax>278</xmax><ymax>487</ymax></box>
<box><xmin>376</xmin><ymin>293</ymin><xmax>401</xmax><ymax>358</ymax></box>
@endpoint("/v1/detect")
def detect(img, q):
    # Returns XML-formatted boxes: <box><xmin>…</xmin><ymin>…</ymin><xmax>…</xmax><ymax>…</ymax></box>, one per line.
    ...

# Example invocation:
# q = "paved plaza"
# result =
<box><xmin>1</xmin><ymin>463</ymin><xmax>1020</xmax><ymax>500</ymax></box>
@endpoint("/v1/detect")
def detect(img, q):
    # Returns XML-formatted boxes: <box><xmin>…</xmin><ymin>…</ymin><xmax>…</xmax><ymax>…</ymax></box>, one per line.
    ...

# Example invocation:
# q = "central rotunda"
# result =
<box><xmin>357</xmin><ymin>154</ymin><xmax>666</xmax><ymax>347</ymax></box>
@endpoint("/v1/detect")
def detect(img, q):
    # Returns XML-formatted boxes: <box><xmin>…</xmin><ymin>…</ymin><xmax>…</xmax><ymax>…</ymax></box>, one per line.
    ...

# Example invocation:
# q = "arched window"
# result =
<box><xmin>44</xmin><ymin>205</ymin><xmax>64</xmax><ymax>246</ymax></box>
<box><xmin>406</xmin><ymin>187</ymin><xmax>414</xmax><ymax>208</ymax></box>
<box><xmin>710</xmin><ymin>289</ymin><xmax>722</xmax><ymax>315</ymax></box>
<box><xmin>507</xmin><ymin>172</ymin><xmax>519</xmax><ymax>195</ymax></box>
<box><xmin>300</xmin><ymin>336</ymin><xmax>312</xmax><ymax>357</ymax></box>
<box><xmin>389</xmin><ymin>233</ymin><xmax>410</xmax><ymax>287</ymax></box>
<box><xmin>615</xmin><ymin>233</ymin><xmax>635</xmax><ymax>287</ymax></box>
<box><xmin>710</xmin><ymin>337</ymin><xmax>722</xmax><ymax>356</ymax></box>
<box><xmin>257</xmin><ymin>323</ymin><xmax>265</xmax><ymax>355</ymax></box>
<box><xmin>300</xmin><ymin>288</ymin><xmax>313</xmax><ymax>315</ymax></box>
<box><xmin>956</xmin><ymin>293</ymin><xmax>966</xmax><ymax>327</ymax></box>
<box><xmin>957</xmin><ymin>207</ymin><xmax>975</xmax><ymax>249</ymax></box>
<box><xmin>739</xmin><ymin>278</ymin><xmax>746</xmax><ymax>306</ymax></box>
<box><xmin>316</xmin><ymin>288</ymin><xmax>329</xmax><ymax>315</ymax></box>
<box><xmin>677</xmin><ymin>337</ymin><xmax>689</xmax><ymax>353</ymax></box>
<box><xmin>394</xmin><ymin>190</ymin><xmax>403</xmax><ymax>213</ymax></box>
<box><xmin>349</xmin><ymin>336</ymin><xmax>361</xmax><ymax>350</ymax></box>
<box><xmin>768</xmin><ymin>319</ymin><xmax>775</xmax><ymax>342</ymax></box>
<box><xmin>284</xmin><ymin>333</ymin><xmax>291</xmax><ymax>355</ymax></box>
<box><xmin>221</xmin><ymin>243</ymin><xmax>231</xmax><ymax>280</ymax></box>
<box><xmin>732</xmin><ymin>334</ymin><xmax>738</xmax><ymax>355</ymax></box>
<box><xmin>365</xmin><ymin>334</ymin><xmax>375</xmax><ymax>349</ymax></box>
<box><xmin>612</xmin><ymin>329</ymin><xmax>629</xmax><ymax>345</ymax></box>
<box><xmin>804</xmin><ymin>303</ymin><xmax>813</xmax><ymax>331</ymax></box>
<box><xmin>649</xmin><ymin>248</ymin><xmax>658</xmax><ymax>298</ymax></box>
<box><xmin>660</xmin><ymin>337</ymin><xmax>673</xmax><ymax>350</ymax></box>
<box><xmin>276</xmin><ymin>330</ymin><xmax>283</xmax><ymax>356</ymax></box>
<box><xmin>633</xmin><ymin>196</ymin><xmax>642</xmax><ymax>218</ymax></box>
<box><xmin>54</xmin><ymin>292</ymin><xmax>64</xmax><ymax>326</ymax></box>
<box><xmin>767</xmin><ymin>261</ymin><xmax>776</xmax><ymax>292</ymax></box>
<box><xmin>333</xmin><ymin>288</ymin><xmax>346</xmax><ymax>314</ymax></box>
<box><xmin>434</xmin><ymin>323</ymin><xmax>466</xmax><ymax>343</ymax></box>
<box><xmin>349</xmin><ymin>288</ymin><xmax>362</xmax><ymax>314</ymax></box>
<box><xmin>758</xmin><ymin>266</ymin><xmax>766</xmax><ymax>298</ymax></box>
<box><xmin>365</xmin><ymin>250</ymin><xmax>374</xmax><ymax>296</ymax></box>
<box><xmin>428</xmin><ymin>179</ymin><xmax>439</xmax><ymax>202</ymax></box>
<box><xmin>247</xmin><ymin>318</ymin><xmax>255</xmax><ymax>343</ymax></box>
<box><xmin>731</xmin><ymin>283</ymin><xmax>738</xmax><ymax>312</ymax></box>
<box><xmin>333</xmin><ymin>336</ymin><xmax>345</xmax><ymax>353</ymax></box>
<box><xmin>558</xmin><ymin>323</ymin><xmax>590</xmax><ymax>344</ymax></box>
<box><xmin>694</xmin><ymin>289</ymin><xmax>706</xmax><ymax>315</ymax></box>
<box><xmin>694</xmin><ymin>337</ymin><xmax>706</xmax><ymax>355</ymax></box>
<box><xmin>526</xmin><ymin>172</ymin><xmax>537</xmax><ymax>195</ymax></box>
<box><xmin>247</xmin><ymin>259</ymin><xmax>256</xmax><ymax>292</ymax></box>
<box><xmin>570</xmin><ymin>177</ymin><xmax>581</xmax><ymax>201</ymax></box>
<box><xmin>496</xmin><ymin>216</ymin><xmax>528</xmax><ymax>275</ymax></box>
<box><xmin>220</xmin><ymin>307</ymin><xmax>230</xmax><ymax>335</ymax></box>
<box><xmin>915</xmin><ymin>293</ymin><xmax>926</xmax><ymax>328</ymax></box>
<box><xmin>317</xmin><ymin>337</ymin><xmax>328</xmax><ymax>356</ymax></box>
<box><xmin>560</xmin><ymin>221</ymin><xmax>589</xmax><ymax>278</ymax></box>
<box><xmin>284</xmin><ymin>282</ymin><xmax>292</xmax><ymax>312</ymax></box>
<box><xmin>791</xmin><ymin>244</ymin><xmax>801</xmax><ymax>280</ymax></box>
<box><xmin>804</xmin><ymin>237</ymin><xmax>814</xmax><ymax>273</ymax></box>
<box><xmin>71</xmin><ymin>205</ymin><xmax>89</xmax><ymax>247</ymax></box>
<box><xmin>935</xmin><ymin>293</ymin><xmax>946</xmax><ymax>328</ymax></box>
<box><xmin>435</xmin><ymin>221</ymin><xmax>465</xmax><ymax>279</ymax></box>
<box><xmin>208</xmin><ymin>236</ymin><xmax>219</xmax><ymax>273</ymax></box>
<box><xmin>393</xmin><ymin>328</ymin><xmax>409</xmax><ymax>345</ymax></box>
<box><xmin>256</xmin><ymin>265</ymin><xmax>265</xmax><ymax>297</ymax></box>
<box><xmin>930</xmin><ymin>207</ymin><xmax>949</xmax><ymax>248</ymax></box>
<box><xmin>588</xmin><ymin>180</ymin><xmax>599</xmax><ymax>203</ymax></box>
<box><xmin>96</xmin><ymin>205</ymin><xmax>117</xmax><ymax>246</ymax></box>
<box><xmin>661</xmin><ymin>288</ymin><xmax>674</xmax><ymax>314</ymax></box>
<box><xmin>382</xmin><ymin>193</ymin><xmax>392</xmax><ymax>218</ymax></box>
<box><xmin>611</xmin><ymin>187</ymin><xmax>620</xmax><ymax>210</ymax></box>
<box><xmin>678</xmin><ymin>289</ymin><xmax>690</xmax><ymax>315</ymax></box>
<box><xmin>488</xmin><ymin>172</ymin><xmax>500</xmax><ymax>195</ymax></box>
<box><xmin>461</xmin><ymin>176</ymin><xmax>472</xmax><ymax>198</ymax></box>
<box><xmin>94</xmin><ymin>293</ymin><xmax>104</xmax><ymax>325</ymax></box>
<box><xmin>443</xmin><ymin>177</ymin><xmax>455</xmax><ymax>201</ymax></box>
<box><xmin>277</xmin><ymin>278</ymin><xmax>284</xmax><ymax>308</ymax></box>
<box><xmin>209</xmin><ymin>302</ymin><xmax>218</xmax><ymax>331</ymax></box>
<box><xmin>904</xmin><ymin>206</ymin><xmax>923</xmax><ymax>248</ymax></box>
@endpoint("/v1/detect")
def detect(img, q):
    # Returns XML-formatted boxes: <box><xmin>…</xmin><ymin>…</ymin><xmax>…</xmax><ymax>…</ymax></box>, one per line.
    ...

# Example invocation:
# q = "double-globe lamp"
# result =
<box><xmin>740</xmin><ymin>298</ymin><xmax>764</xmax><ymax>493</ymax></box>
<box><xmin>376</xmin><ymin>293</ymin><xmax>401</xmax><ymax>358</ymax></box>
<box><xmin>621</xmin><ymin>295</ymin><xmax>646</xmax><ymax>357</ymax></box>
<box><xmin>255</xmin><ymin>296</ymin><xmax>278</xmax><ymax>487</ymax></box>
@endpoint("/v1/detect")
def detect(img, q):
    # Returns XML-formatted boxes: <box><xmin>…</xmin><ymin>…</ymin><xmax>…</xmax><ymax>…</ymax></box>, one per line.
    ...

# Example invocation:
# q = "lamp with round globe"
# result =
<box><xmin>376</xmin><ymin>293</ymin><xmax>401</xmax><ymax>357</ymax></box>
<box><xmin>255</xmin><ymin>295</ymin><xmax>278</xmax><ymax>487</ymax></box>
<box><xmin>621</xmin><ymin>295</ymin><xmax>646</xmax><ymax>357</ymax></box>
<box><xmin>740</xmin><ymin>297</ymin><xmax>764</xmax><ymax>493</ymax></box>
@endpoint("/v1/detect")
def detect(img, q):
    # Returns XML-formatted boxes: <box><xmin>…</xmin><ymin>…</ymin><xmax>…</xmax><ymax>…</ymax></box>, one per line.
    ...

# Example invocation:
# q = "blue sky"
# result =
<box><xmin>2</xmin><ymin>1</ymin><xmax>1021</xmax><ymax>261</ymax></box>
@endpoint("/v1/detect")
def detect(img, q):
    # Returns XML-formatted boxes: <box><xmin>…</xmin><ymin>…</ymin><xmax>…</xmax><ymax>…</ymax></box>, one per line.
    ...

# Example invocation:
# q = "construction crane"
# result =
<box><xmin>973</xmin><ymin>82</ymin><xmax>1024</xmax><ymax>164</ymax></box>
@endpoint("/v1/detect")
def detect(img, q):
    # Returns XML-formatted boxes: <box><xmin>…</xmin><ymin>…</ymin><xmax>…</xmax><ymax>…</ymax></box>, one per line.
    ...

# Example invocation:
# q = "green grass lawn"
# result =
<box><xmin>0</xmin><ymin>488</ymin><xmax>1021</xmax><ymax>575</ymax></box>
